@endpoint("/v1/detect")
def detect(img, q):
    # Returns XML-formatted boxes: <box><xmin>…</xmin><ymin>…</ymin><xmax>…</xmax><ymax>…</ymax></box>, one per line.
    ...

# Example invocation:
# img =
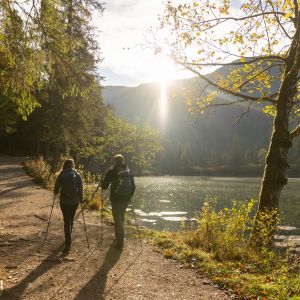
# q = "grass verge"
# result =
<box><xmin>142</xmin><ymin>199</ymin><xmax>300</xmax><ymax>300</ymax></box>
<box><xmin>144</xmin><ymin>229</ymin><xmax>300</xmax><ymax>299</ymax></box>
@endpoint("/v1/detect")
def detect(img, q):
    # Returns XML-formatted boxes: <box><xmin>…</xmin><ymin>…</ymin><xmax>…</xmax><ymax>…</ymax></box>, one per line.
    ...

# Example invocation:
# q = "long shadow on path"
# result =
<box><xmin>75</xmin><ymin>244</ymin><xmax>122</xmax><ymax>300</ymax></box>
<box><xmin>3</xmin><ymin>244</ymin><xmax>64</xmax><ymax>299</ymax></box>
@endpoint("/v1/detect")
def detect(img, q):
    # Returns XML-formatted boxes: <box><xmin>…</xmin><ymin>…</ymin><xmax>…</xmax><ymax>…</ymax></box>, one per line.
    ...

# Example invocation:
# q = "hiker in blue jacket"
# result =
<box><xmin>54</xmin><ymin>159</ymin><xmax>83</xmax><ymax>252</ymax></box>
<box><xmin>101</xmin><ymin>154</ymin><xmax>135</xmax><ymax>249</ymax></box>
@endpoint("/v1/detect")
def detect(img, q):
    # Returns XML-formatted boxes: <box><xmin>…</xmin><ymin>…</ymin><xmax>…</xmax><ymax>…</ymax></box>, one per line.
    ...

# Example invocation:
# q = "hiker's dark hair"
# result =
<box><xmin>63</xmin><ymin>159</ymin><xmax>75</xmax><ymax>170</ymax></box>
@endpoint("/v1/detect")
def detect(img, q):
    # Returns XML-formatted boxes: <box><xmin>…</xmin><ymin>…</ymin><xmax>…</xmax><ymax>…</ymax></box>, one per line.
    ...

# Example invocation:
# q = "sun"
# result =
<box><xmin>148</xmin><ymin>54</ymin><xmax>175</xmax><ymax>128</ymax></box>
<box><xmin>147</xmin><ymin>53</ymin><xmax>178</xmax><ymax>128</ymax></box>
<box><xmin>149</xmin><ymin>54</ymin><xmax>175</xmax><ymax>86</ymax></box>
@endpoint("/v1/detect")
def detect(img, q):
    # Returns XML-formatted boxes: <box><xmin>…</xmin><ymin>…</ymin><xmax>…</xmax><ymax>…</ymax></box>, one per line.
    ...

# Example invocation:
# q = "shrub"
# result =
<box><xmin>24</xmin><ymin>156</ymin><xmax>55</xmax><ymax>187</ymax></box>
<box><xmin>188</xmin><ymin>198</ymin><xmax>255</xmax><ymax>261</ymax></box>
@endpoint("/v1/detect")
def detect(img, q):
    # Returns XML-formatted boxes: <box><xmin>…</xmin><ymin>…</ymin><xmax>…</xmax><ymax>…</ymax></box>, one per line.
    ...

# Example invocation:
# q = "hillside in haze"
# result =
<box><xmin>102</xmin><ymin>69</ymin><xmax>300</xmax><ymax>176</ymax></box>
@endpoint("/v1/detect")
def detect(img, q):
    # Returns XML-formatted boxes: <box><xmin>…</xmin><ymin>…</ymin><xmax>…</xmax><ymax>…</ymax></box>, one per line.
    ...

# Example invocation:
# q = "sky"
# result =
<box><xmin>94</xmin><ymin>0</ymin><xmax>192</xmax><ymax>87</ymax></box>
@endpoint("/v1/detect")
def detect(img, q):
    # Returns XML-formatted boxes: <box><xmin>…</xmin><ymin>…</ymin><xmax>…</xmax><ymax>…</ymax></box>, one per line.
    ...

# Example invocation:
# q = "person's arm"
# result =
<box><xmin>100</xmin><ymin>170</ymin><xmax>112</xmax><ymax>190</ymax></box>
<box><xmin>130</xmin><ymin>173</ymin><xmax>135</xmax><ymax>197</ymax></box>
<box><xmin>54</xmin><ymin>174</ymin><xmax>61</xmax><ymax>196</ymax></box>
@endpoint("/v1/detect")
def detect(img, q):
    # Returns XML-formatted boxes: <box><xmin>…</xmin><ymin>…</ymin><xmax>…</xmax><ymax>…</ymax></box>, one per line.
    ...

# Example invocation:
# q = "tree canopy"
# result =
<box><xmin>0</xmin><ymin>1</ymin><xmax>162</xmax><ymax>174</ymax></box>
<box><xmin>161</xmin><ymin>0</ymin><xmax>300</xmax><ymax>239</ymax></box>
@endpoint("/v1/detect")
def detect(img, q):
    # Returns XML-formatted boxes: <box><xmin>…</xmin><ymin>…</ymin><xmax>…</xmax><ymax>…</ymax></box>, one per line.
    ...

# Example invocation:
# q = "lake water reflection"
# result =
<box><xmin>132</xmin><ymin>176</ymin><xmax>300</xmax><ymax>233</ymax></box>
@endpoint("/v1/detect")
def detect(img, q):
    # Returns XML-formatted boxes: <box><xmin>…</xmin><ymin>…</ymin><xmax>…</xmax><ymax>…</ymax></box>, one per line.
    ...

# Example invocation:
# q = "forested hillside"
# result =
<box><xmin>103</xmin><ymin>73</ymin><xmax>300</xmax><ymax>176</ymax></box>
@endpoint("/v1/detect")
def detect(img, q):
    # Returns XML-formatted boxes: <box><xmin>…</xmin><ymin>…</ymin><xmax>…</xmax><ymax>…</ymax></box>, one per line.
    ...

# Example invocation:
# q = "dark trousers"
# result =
<box><xmin>60</xmin><ymin>203</ymin><xmax>78</xmax><ymax>246</ymax></box>
<box><xmin>111</xmin><ymin>196</ymin><xmax>130</xmax><ymax>246</ymax></box>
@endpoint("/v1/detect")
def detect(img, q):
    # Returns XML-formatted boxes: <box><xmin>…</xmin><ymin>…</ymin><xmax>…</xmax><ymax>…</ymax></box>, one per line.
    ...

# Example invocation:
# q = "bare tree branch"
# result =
<box><xmin>290</xmin><ymin>123</ymin><xmax>300</xmax><ymax>139</ymax></box>
<box><xmin>234</xmin><ymin>101</ymin><xmax>254</xmax><ymax>125</ymax></box>
<box><xmin>179</xmin><ymin>55</ymin><xmax>285</xmax><ymax>67</ymax></box>
<box><xmin>181</xmin><ymin>11</ymin><xmax>286</xmax><ymax>26</ymax></box>
<box><xmin>190</xmin><ymin>99</ymin><xmax>247</xmax><ymax>113</ymax></box>
<box><xmin>267</xmin><ymin>0</ymin><xmax>293</xmax><ymax>39</ymax></box>
<box><xmin>176</xmin><ymin>60</ymin><xmax>277</xmax><ymax>104</ymax></box>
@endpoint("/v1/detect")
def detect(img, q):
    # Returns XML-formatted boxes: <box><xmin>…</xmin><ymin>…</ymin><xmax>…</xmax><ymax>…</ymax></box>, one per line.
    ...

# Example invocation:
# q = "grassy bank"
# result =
<box><xmin>144</xmin><ymin>199</ymin><xmax>300</xmax><ymax>300</ymax></box>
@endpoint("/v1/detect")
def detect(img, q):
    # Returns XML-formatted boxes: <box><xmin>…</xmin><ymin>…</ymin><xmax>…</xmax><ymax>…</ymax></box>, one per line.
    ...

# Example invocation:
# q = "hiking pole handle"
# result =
<box><xmin>43</xmin><ymin>195</ymin><xmax>56</xmax><ymax>246</ymax></box>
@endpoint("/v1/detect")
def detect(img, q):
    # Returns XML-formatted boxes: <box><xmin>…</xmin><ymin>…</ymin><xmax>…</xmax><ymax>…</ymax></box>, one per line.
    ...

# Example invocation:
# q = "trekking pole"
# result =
<box><xmin>90</xmin><ymin>181</ymin><xmax>101</xmax><ymax>202</ymax></box>
<box><xmin>43</xmin><ymin>195</ymin><xmax>56</xmax><ymax>246</ymax></box>
<box><xmin>99</xmin><ymin>189</ymin><xmax>104</xmax><ymax>245</ymax></box>
<box><xmin>80</xmin><ymin>201</ymin><xmax>90</xmax><ymax>249</ymax></box>
<box><xmin>130</xmin><ymin>202</ymin><xmax>143</xmax><ymax>250</ymax></box>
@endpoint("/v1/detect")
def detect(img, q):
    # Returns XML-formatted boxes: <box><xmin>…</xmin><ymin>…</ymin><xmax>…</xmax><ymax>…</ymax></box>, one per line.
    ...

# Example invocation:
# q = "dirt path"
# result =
<box><xmin>0</xmin><ymin>157</ymin><xmax>230</xmax><ymax>300</ymax></box>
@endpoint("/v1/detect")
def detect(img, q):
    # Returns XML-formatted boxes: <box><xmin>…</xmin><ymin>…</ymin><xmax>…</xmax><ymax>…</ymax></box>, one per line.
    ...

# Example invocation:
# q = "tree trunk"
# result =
<box><xmin>36</xmin><ymin>140</ymin><xmax>40</xmax><ymax>157</ymax></box>
<box><xmin>253</xmin><ymin>24</ymin><xmax>300</xmax><ymax>244</ymax></box>
<box><xmin>50</xmin><ymin>146</ymin><xmax>61</xmax><ymax>174</ymax></box>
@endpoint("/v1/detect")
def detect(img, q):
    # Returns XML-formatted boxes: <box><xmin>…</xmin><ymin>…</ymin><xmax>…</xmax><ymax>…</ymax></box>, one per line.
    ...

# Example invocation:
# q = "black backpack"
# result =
<box><xmin>115</xmin><ymin>168</ymin><xmax>132</xmax><ymax>196</ymax></box>
<box><xmin>61</xmin><ymin>172</ymin><xmax>78</xmax><ymax>199</ymax></box>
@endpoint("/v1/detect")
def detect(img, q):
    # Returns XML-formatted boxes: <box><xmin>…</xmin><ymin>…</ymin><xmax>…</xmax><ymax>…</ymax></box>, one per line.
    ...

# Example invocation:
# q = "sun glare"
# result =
<box><xmin>160</xmin><ymin>81</ymin><xmax>168</xmax><ymax>128</ymax></box>
<box><xmin>151</xmin><ymin>54</ymin><xmax>175</xmax><ymax>86</ymax></box>
<box><xmin>149</xmin><ymin>54</ymin><xmax>176</xmax><ymax>128</ymax></box>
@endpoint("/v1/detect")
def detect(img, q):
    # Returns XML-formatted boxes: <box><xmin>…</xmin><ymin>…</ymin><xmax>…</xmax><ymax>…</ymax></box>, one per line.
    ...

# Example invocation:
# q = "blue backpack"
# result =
<box><xmin>115</xmin><ymin>168</ymin><xmax>132</xmax><ymax>196</ymax></box>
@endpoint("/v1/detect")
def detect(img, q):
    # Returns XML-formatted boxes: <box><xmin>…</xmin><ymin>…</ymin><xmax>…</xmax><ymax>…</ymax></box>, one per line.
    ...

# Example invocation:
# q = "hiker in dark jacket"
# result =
<box><xmin>54</xmin><ymin>159</ymin><xmax>83</xmax><ymax>252</ymax></box>
<box><xmin>101</xmin><ymin>154</ymin><xmax>135</xmax><ymax>249</ymax></box>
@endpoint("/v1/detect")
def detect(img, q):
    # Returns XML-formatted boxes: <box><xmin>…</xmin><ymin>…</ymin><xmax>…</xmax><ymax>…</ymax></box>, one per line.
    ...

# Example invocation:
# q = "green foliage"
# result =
<box><xmin>79</xmin><ymin>110</ymin><xmax>162</xmax><ymax>174</ymax></box>
<box><xmin>0</xmin><ymin>2</ymin><xmax>41</xmax><ymax>134</ymax></box>
<box><xmin>191</xmin><ymin>198</ymin><xmax>255</xmax><ymax>261</ymax></box>
<box><xmin>161</xmin><ymin>0</ymin><xmax>300</xmax><ymax>246</ymax></box>
<box><xmin>76</xmin><ymin>166</ymin><xmax>104</xmax><ymax>210</ymax></box>
<box><xmin>161</xmin><ymin>0</ymin><xmax>294</xmax><ymax>108</ymax></box>
<box><xmin>23</xmin><ymin>156</ymin><xmax>54</xmax><ymax>187</ymax></box>
<box><xmin>0</xmin><ymin>2</ymin><xmax>161</xmax><ymax>175</ymax></box>
<box><xmin>147</xmin><ymin>199</ymin><xmax>300</xmax><ymax>299</ymax></box>
<box><xmin>27</xmin><ymin>0</ymin><xmax>105</xmax><ymax>154</ymax></box>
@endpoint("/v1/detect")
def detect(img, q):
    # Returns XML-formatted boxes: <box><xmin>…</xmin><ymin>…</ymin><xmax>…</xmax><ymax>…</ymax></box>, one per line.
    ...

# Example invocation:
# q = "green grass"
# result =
<box><xmin>142</xmin><ymin>197</ymin><xmax>300</xmax><ymax>300</ymax></box>
<box><xmin>144</xmin><ymin>229</ymin><xmax>300</xmax><ymax>299</ymax></box>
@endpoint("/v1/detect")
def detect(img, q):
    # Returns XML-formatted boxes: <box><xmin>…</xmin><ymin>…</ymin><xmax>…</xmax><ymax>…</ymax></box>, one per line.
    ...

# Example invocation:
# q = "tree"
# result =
<box><xmin>78</xmin><ymin>110</ymin><xmax>162</xmax><ymax>174</ymax></box>
<box><xmin>161</xmin><ymin>0</ymin><xmax>300</xmax><ymax>239</ymax></box>
<box><xmin>0</xmin><ymin>1</ymin><xmax>42</xmax><ymax>135</ymax></box>
<box><xmin>10</xmin><ymin>0</ymin><xmax>105</xmax><ymax>168</ymax></box>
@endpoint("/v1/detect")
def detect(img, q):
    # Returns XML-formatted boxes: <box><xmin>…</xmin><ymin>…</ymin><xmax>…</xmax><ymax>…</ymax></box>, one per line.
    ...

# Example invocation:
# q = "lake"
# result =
<box><xmin>131</xmin><ymin>176</ymin><xmax>300</xmax><ymax>234</ymax></box>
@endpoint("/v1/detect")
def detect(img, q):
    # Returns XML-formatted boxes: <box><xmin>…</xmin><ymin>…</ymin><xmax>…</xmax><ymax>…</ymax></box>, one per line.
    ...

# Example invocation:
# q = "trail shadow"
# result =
<box><xmin>3</xmin><ymin>244</ymin><xmax>64</xmax><ymax>299</ymax></box>
<box><xmin>0</xmin><ymin>174</ymin><xmax>26</xmax><ymax>182</ymax></box>
<box><xmin>0</xmin><ymin>180</ymin><xmax>32</xmax><ymax>197</ymax></box>
<box><xmin>74</xmin><ymin>244</ymin><xmax>122</xmax><ymax>300</ymax></box>
<box><xmin>0</xmin><ymin>166</ymin><xmax>23</xmax><ymax>174</ymax></box>
<box><xmin>104</xmin><ymin>249</ymin><xmax>142</xmax><ymax>297</ymax></box>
